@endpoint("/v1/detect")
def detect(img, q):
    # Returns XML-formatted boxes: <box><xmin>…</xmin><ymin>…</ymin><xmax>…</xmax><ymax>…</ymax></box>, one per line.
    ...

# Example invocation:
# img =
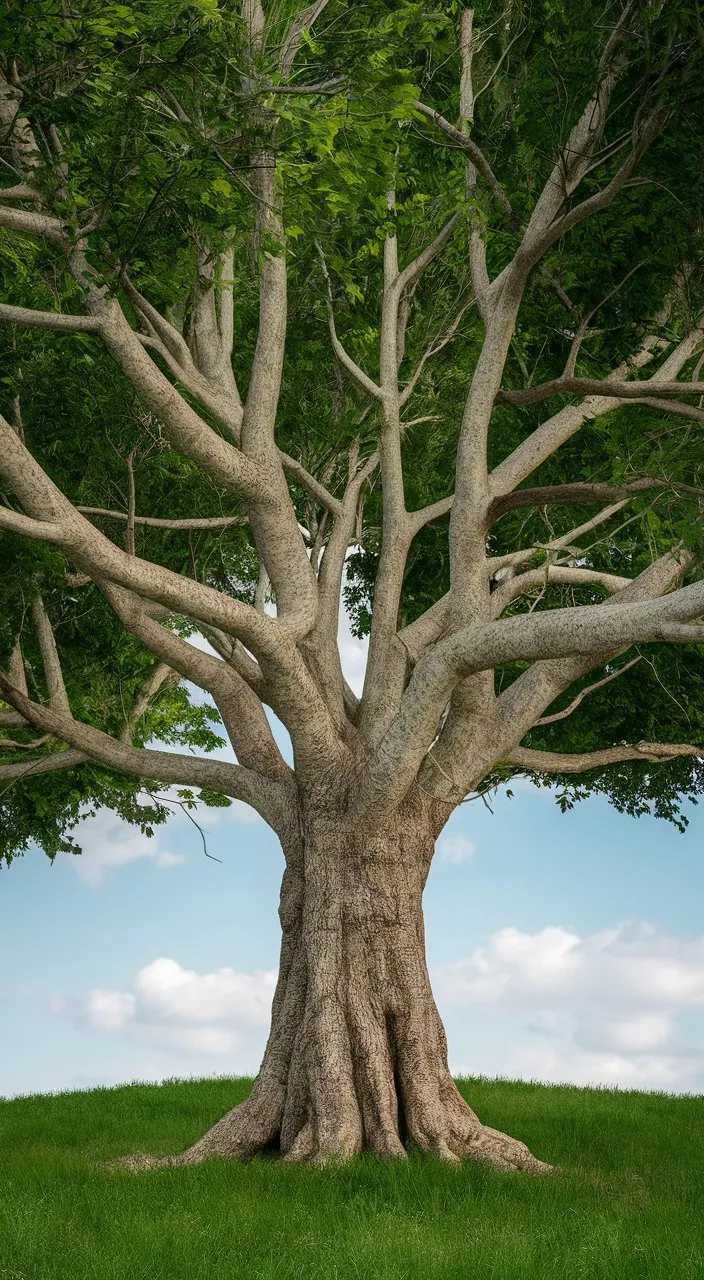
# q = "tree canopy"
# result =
<box><xmin>1</xmin><ymin>0</ymin><xmax>703</xmax><ymax>866</ymax></box>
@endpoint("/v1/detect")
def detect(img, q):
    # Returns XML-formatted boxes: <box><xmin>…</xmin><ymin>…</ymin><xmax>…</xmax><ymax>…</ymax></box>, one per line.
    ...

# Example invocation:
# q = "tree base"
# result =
<box><xmin>113</xmin><ymin>1094</ymin><xmax>553</xmax><ymax>1175</ymax></box>
<box><xmin>114</xmin><ymin>801</ymin><xmax>554</xmax><ymax>1176</ymax></box>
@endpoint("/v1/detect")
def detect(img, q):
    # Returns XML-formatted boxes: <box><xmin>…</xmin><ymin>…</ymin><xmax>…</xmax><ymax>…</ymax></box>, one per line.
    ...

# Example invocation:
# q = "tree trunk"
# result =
<box><xmin>127</xmin><ymin>787</ymin><xmax>551</xmax><ymax>1173</ymax></box>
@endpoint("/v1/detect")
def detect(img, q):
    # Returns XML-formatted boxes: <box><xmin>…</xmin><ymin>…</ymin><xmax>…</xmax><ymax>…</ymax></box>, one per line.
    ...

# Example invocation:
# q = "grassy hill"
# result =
<box><xmin>1</xmin><ymin>1076</ymin><xmax>702</xmax><ymax>1279</ymax></box>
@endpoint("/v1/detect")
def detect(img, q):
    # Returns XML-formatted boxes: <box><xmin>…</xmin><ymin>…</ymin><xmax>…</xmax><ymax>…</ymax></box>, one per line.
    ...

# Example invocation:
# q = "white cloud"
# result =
<box><xmin>337</xmin><ymin>605</ymin><xmax>368</xmax><ymax>698</ymax></box>
<box><xmin>437</xmin><ymin>923</ymin><xmax>704</xmax><ymax>1012</ymax></box>
<box><xmin>67</xmin><ymin>811</ymin><xmax>184</xmax><ymax>886</ymax></box>
<box><xmin>438</xmin><ymin>835</ymin><xmax>476</xmax><ymax>864</ymax></box>
<box><xmin>88</xmin><ymin>989</ymin><xmax>136</xmax><ymax>1032</ymax></box>
<box><xmin>85</xmin><ymin>957</ymin><xmax>277</xmax><ymax>1059</ymax></box>
<box><xmin>435</xmin><ymin>922</ymin><xmax>704</xmax><ymax>1091</ymax></box>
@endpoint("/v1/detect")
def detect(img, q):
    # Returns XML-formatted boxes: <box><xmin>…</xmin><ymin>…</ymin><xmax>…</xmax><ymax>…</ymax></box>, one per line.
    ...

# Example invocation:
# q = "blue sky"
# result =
<box><xmin>1</xmin><ymin>616</ymin><xmax>703</xmax><ymax>1100</ymax></box>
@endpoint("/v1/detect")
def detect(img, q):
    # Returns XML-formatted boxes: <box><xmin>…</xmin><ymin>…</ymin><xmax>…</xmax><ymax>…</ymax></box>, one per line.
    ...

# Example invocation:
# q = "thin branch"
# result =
<box><xmin>121</xmin><ymin>661</ymin><xmax>175</xmax><ymax>745</ymax></box>
<box><xmin>0</xmin><ymin>732</ymin><xmax>52</xmax><ymax>750</ymax></box>
<box><xmin>497</xmin><ymin>375</ymin><xmax>704</xmax><ymax>408</ymax></box>
<box><xmin>280</xmin><ymin>0</ymin><xmax>331</xmax><ymax>77</ymax></box>
<box><xmin>278</xmin><ymin>451</ymin><xmax>342</xmax><ymax>516</ymax></box>
<box><xmin>394</xmin><ymin>211</ymin><xmax>462</xmax><ymax>298</ymax></box>
<box><xmin>534</xmin><ymin>655</ymin><xmax>642</xmax><ymax>725</ymax></box>
<box><xmin>508</xmin><ymin>740</ymin><xmax>703</xmax><ymax>773</ymax></box>
<box><xmin>31</xmin><ymin>596</ymin><xmax>71</xmax><ymax>715</ymax></box>
<box><xmin>316</xmin><ymin>241</ymin><xmax>383</xmax><ymax>400</ymax></box>
<box><xmin>76</xmin><ymin>507</ymin><xmax>250</xmax><ymax>530</ymax></box>
<box><xmin>490</xmin><ymin>324</ymin><xmax>703</xmax><ymax>497</ymax></box>
<box><xmin>412</xmin><ymin>101</ymin><xmax>512</xmax><ymax>216</ymax></box>
<box><xmin>400</xmin><ymin>299</ymin><xmax>473</xmax><ymax>407</ymax></box>
<box><xmin>486</xmin><ymin>477</ymin><xmax>688</xmax><ymax>525</ymax></box>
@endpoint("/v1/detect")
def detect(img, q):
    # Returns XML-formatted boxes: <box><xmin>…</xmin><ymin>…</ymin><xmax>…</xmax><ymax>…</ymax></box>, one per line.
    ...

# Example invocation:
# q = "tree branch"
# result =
<box><xmin>0</xmin><ymin>670</ymin><xmax>291</xmax><ymax>831</ymax></box>
<box><xmin>412</xmin><ymin>101</ymin><xmax>512</xmax><ymax>216</ymax></box>
<box><xmin>0</xmin><ymin>205</ymin><xmax>65</xmax><ymax>242</ymax></box>
<box><xmin>316</xmin><ymin>242</ymin><xmax>383</xmax><ymax>400</ymax></box>
<box><xmin>508</xmin><ymin>740</ymin><xmax>702</xmax><ymax>773</ymax></box>
<box><xmin>0</xmin><ymin>303</ymin><xmax>103</xmax><ymax>333</ymax></box>
<box><xmin>76</xmin><ymin>507</ymin><xmax>250</xmax><ymax>531</ymax></box>
<box><xmin>486</xmin><ymin>477</ymin><xmax>687</xmax><ymax>525</ymax></box>
<box><xmin>533</xmin><ymin>655</ymin><xmax>642</xmax><ymax>726</ymax></box>
<box><xmin>31</xmin><ymin>596</ymin><xmax>71</xmax><ymax>715</ymax></box>
<box><xmin>490</xmin><ymin>324</ymin><xmax>703</xmax><ymax>496</ymax></box>
<box><xmin>497</xmin><ymin>375</ymin><xmax>704</xmax><ymax>409</ymax></box>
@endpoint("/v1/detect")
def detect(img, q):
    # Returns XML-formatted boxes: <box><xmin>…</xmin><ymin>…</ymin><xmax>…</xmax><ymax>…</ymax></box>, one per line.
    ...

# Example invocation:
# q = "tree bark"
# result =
<box><xmin>124</xmin><ymin>787</ymin><xmax>550</xmax><ymax>1173</ymax></box>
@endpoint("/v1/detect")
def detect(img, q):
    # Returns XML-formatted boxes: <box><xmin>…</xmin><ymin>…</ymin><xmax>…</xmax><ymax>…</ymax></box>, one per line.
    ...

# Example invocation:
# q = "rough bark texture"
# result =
<box><xmin>123</xmin><ymin>787</ymin><xmax>551</xmax><ymax>1173</ymax></box>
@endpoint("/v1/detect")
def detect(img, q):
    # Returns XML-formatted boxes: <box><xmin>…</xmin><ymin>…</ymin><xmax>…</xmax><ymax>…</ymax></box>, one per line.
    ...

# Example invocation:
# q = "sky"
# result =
<box><xmin>1</xmin><ymin>611</ymin><xmax>703</xmax><ymax>1101</ymax></box>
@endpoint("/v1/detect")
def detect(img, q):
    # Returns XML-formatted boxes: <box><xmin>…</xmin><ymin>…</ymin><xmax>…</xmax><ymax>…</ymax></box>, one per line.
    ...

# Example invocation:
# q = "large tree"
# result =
<box><xmin>1</xmin><ymin>0</ymin><xmax>703</xmax><ymax>1170</ymax></box>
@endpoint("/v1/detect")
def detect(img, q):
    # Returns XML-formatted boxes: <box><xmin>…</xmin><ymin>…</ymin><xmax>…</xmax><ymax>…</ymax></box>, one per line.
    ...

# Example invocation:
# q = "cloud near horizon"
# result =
<box><xmin>74</xmin><ymin>922</ymin><xmax>704</xmax><ymax>1093</ymax></box>
<box><xmin>87</xmin><ymin>957</ymin><xmax>277</xmax><ymax>1058</ymax></box>
<box><xmin>436</xmin><ymin>922</ymin><xmax>704</xmax><ymax>1091</ymax></box>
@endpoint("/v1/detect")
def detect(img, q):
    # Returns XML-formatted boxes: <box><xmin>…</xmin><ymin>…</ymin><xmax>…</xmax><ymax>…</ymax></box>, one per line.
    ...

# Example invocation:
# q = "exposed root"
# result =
<box><xmin>466</xmin><ymin>1125</ymin><xmax>555</xmax><ymax>1174</ymax></box>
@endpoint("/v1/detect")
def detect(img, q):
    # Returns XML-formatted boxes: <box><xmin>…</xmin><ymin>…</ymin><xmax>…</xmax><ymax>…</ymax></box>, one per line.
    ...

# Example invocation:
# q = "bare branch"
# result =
<box><xmin>0</xmin><ymin>182</ymin><xmax>42</xmax><ymax>202</ymax></box>
<box><xmin>0</xmin><ymin>669</ymin><xmax>289</xmax><ymax>829</ymax></box>
<box><xmin>0</xmin><ymin>302</ymin><xmax>103</xmax><ymax>333</ymax></box>
<box><xmin>394</xmin><ymin>212</ymin><xmax>462</xmax><ymax>298</ymax></box>
<box><xmin>316</xmin><ymin>242</ymin><xmax>383</xmax><ymax>400</ymax></box>
<box><xmin>31</xmin><ymin>596</ymin><xmax>71</xmax><ymax>715</ymax></box>
<box><xmin>490</xmin><ymin>565</ymin><xmax>632</xmax><ymax>616</ymax></box>
<box><xmin>121</xmin><ymin>661</ymin><xmax>175</xmax><ymax>745</ymax></box>
<box><xmin>486</xmin><ymin>477</ymin><xmax>687</xmax><ymax>525</ymax></box>
<box><xmin>400</xmin><ymin>300</ymin><xmax>472</xmax><ymax>407</ymax></box>
<box><xmin>77</xmin><ymin>507</ymin><xmax>250</xmax><ymax>531</ymax></box>
<box><xmin>412</xmin><ymin>101</ymin><xmax>512</xmax><ymax>217</ymax></box>
<box><xmin>491</xmin><ymin>324</ymin><xmax>703</xmax><ymax>496</ymax></box>
<box><xmin>508</xmin><ymin>741</ymin><xmax>703</xmax><ymax>773</ymax></box>
<box><xmin>280</xmin><ymin>0</ymin><xmax>331</xmax><ymax>77</ymax></box>
<box><xmin>0</xmin><ymin>205</ymin><xmax>65</xmax><ymax>242</ymax></box>
<box><xmin>534</xmin><ymin>655</ymin><xmax>642</xmax><ymax>726</ymax></box>
<box><xmin>497</xmin><ymin>375</ymin><xmax>704</xmax><ymax>409</ymax></box>
<box><xmin>278</xmin><ymin>452</ymin><xmax>342</xmax><ymax>516</ymax></box>
<box><xmin>0</xmin><ymin>748</ymin><xmax>86</xmax><ymax>784</ymax></box>
<box><xmin>0</xmin><ymin>732</ymin><xmax>52</xmax><ymax>750</ymax></box>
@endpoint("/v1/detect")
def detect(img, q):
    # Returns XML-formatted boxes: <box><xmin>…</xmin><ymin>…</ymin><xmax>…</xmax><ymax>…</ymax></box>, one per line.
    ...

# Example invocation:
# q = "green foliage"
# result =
<box><xmin>1</xmin><ymin>0</ymin><xmax>703</xmax><ymax>858</ymax></box>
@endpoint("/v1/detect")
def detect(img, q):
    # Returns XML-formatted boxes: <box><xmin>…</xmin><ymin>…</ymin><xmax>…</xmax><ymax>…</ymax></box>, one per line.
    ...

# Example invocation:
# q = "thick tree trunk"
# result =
<box><xmin>127</xmin><ymin>788</ymin><xmax>551</xmax><ymax>1172</ymax></box>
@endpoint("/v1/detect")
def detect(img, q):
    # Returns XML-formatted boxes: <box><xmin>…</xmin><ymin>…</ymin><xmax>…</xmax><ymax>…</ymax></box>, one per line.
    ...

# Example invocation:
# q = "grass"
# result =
<box><xmin>1</xmin><ymin>1076</ymin><xmax>703</xmax><ymax>1280</ymax></box>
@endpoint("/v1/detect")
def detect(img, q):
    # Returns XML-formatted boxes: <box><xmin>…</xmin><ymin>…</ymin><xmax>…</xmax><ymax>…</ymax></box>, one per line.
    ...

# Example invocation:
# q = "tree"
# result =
<box><xmin>1</xmin><ymin>0</ymin><xmax>703</xmax><ymax>1170</ymax></box>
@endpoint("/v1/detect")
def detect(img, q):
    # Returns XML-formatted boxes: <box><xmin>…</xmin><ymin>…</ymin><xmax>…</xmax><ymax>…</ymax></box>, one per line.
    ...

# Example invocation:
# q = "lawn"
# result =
<box><xmin>1</xmin><ymin>1075</ymin><xmax>702</xmax><ymax>1279</ymax></box>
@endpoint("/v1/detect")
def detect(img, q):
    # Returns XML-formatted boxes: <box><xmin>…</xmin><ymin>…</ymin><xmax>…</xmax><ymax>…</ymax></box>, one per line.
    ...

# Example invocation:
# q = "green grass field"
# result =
<box><xmin>1</xmin><ymin>1075</ymin><xmax>703</xmax><ymax>1280</ymax></box>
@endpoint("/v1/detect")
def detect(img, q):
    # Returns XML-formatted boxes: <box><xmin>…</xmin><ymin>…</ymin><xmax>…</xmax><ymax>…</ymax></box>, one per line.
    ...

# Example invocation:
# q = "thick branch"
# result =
<box><xmin>0</xmin><ymin>205</ymin><xmax>65</xmax><ymax>242</ymax></box>
<box><xmin>0</xmin><ymin>671</ymin><xmax>290</xmax><ymax>831</ymax></box>
<box><xmin>0</xmin><ymin>303</ymin><xmax>103</xmax><ymax>333</ymax></box>
<box><xmin>0</xmin><ymin>748</ymin><xmax>86</xmax><ymax>783</ymax></box>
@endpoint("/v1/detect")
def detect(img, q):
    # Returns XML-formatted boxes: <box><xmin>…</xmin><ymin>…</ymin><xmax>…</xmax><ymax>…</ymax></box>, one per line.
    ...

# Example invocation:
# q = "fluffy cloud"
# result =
<box><xmin>438</xmin><ymin>835</ymin><xmax>476</xmax><ymax>864</ymax></box>
<box><xmin>68</xmin><ymin>811</ymin><xmax>184</xmax><ymax>886</ymax></box>
<box><xmin>86</xmin><ymin>958</ymin><xmax>277</xmax><ymax>1059</ymax></box>
<box><xmin>435</xmin><ymin>922</ymin><xmax>704</xmax><ymax>1091</ymax></box>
